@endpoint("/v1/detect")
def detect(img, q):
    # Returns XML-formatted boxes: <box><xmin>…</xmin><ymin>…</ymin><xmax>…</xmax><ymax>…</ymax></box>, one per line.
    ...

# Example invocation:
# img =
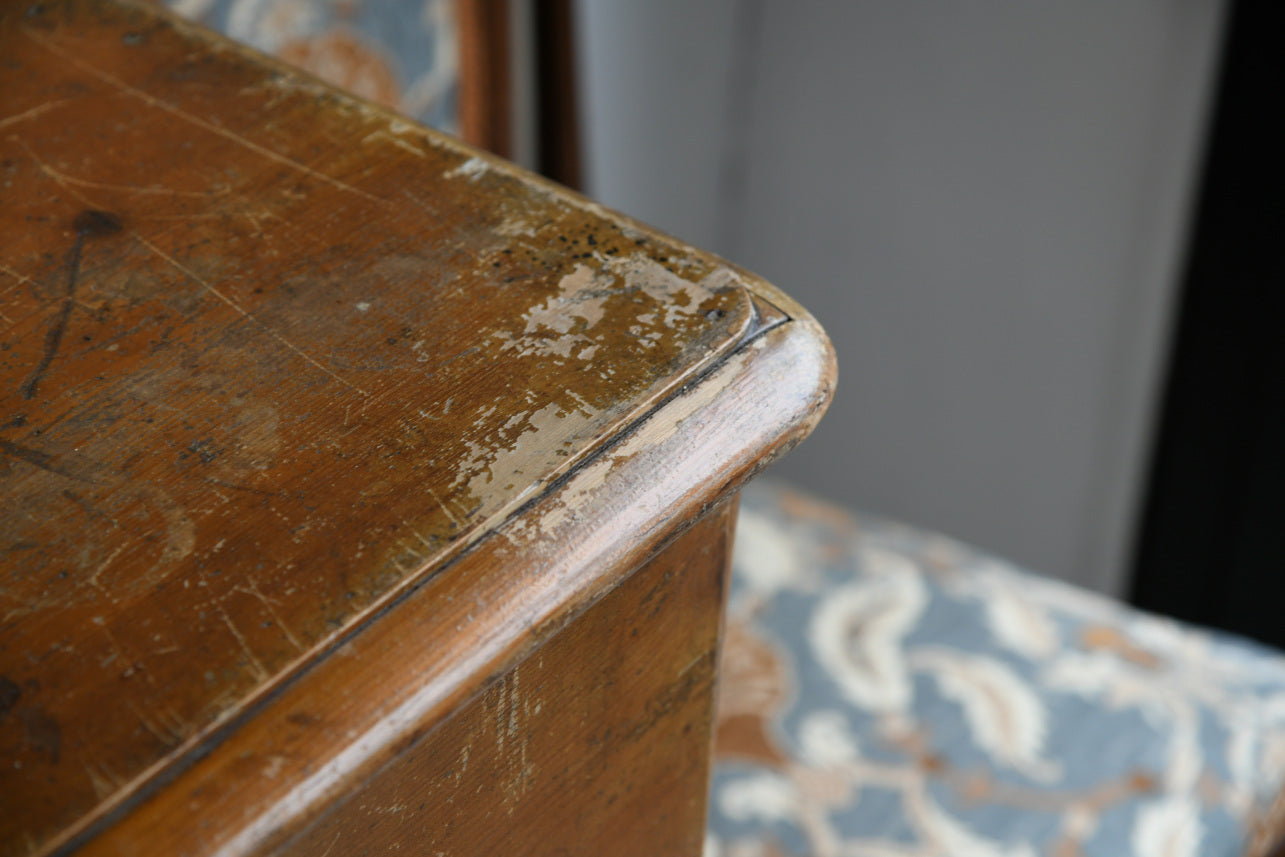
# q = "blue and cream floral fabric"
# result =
<box><xmin>712</xmin><ymin>483</ymin><xmax>1285</xmax><ymax>857</ymax></box>
<box><xmin>167</xmin><ymin>0</ymin><xmax>458</xmax><ymax>132</ymax></box>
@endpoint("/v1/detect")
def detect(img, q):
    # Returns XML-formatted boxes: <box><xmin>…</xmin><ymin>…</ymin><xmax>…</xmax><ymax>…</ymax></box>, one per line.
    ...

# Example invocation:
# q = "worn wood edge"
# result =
<box><xmin>65</xmin><ymin>311</ymin><xmax>833</xmax><ymax>857</ymax></box>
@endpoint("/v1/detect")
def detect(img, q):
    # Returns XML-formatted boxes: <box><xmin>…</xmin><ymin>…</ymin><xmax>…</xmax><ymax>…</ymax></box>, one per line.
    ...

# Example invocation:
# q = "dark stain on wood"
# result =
<box><xmin>18</xmin><ymin>209</ymin><xmax>122</xmax><ymax>399</ymax></box>
<box><xmin>17</xmin><ymin>704</ymin><xmax>63</xmax><ymax>765</ymax></box>
<box><xmin>0</xmin><ymin>675</ymin><xmax>20</xmax><ymax>720</ymax></box>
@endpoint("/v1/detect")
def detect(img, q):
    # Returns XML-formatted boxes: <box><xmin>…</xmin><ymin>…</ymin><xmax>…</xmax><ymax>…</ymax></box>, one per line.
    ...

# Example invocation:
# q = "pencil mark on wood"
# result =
<box><xmin>22</xmin><ymin>28</ymin><xmax>384</xmax><ymax>204</ymax></box>
<box><xmin>0</xmin><ymin>438</ymin><xmax>100</xmax><ymax>483</ymax></box>
<box><xmin>135</xmin><ymin>234</ymin><xmax>370</xmax><ymax>396</ymax></box>
<box><xmin>19</xmin><ymin>210</ymin><xmax>122</xmax><ymax>399</ymax></box>
<box><xmin>0</xmin><ymin>676</ymin><xmax>18</xmax><ymax>721</ymax></box>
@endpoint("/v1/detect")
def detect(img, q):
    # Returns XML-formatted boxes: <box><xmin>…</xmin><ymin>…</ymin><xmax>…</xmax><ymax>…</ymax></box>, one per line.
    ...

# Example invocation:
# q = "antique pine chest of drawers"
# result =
<box><xmin>0</xmin><ymin>2</ymin><xmax>834</xmax><ymax>855</ymax></box>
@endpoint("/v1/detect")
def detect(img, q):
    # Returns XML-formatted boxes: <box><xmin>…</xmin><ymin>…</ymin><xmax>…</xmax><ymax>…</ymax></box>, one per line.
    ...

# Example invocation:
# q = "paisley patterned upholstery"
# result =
<box><xmin>714</xmin><ymin>482</ymin><xmax>1285</xmax><ymax>857</ymax></box>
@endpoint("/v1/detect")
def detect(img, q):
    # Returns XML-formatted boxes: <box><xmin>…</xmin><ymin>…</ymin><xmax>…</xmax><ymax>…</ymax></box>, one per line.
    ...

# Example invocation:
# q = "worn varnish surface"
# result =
<box><xmin>0</xmin><ymin>2</ymin><xmax>835</xmax><ymax>855</ymax></box>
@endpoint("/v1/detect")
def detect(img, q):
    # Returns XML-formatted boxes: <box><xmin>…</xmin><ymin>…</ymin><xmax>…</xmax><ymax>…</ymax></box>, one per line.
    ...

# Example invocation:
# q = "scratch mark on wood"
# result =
<box><xmin>126</xmin><ymin>699</ymin><xmax>177</xmax><ymax>746</ymax></box>
<box><xmin>218</xmin><ymin>607</ymin><xmax>270</xmax><ymax>682</ymax></box>
<box><xmin>202</xmin><ymin>477</ymin><xmax>279</xmax><ymax>497</ymax></box>
<box><xmin>425</xmin><ymin>488</ymin><xmax>464</xmax><ymax>531</ymax></box>
<box><xmin>155</xmin><ymin>705</ymin><xmax>186</xmax><ymax>739</ymax></box>
<box><xmin>363</xmin><ymin>129</ymin><xmax>425</xmax><ymax>158</ymax></box>
<box><xmin>22</xmin><ymin>28</ymin><xmax>384</xmax><ymax>203</ymax></box>
<box><xmin>318</xmin><ymin>832</ymin><xmax>341</xmax><ymax>857</ymax></box>
<box><xmin>400</xmin><ymin>188</ymin><xmax>442</xmax><ymax>222</ymax></box>
<box><xmin>234</xmin><ymin>581</ymin><xmax>304</xmax><ymax>653</ymax></box>
<box><xmin>135</xmin><ymin>235</ymin><xmax>369</xmax><ymax>396</ymax></box>
<box><xmin>19</xmin><ymin>209</ymin><xmax>122</xmax><ymax>399</ymax></box>
<box><xmin>0</xmin><ymin>438</ymin><xmax>100</xmax><ymax>483</ymax></box>
<box><xmin>84</xmin><ymin>761</ymin><xmax>121</xmax><ymax>801</ymax></box>
<box><xmin>0</xmin><ymin>99</ymin><xmax>70</xmax><ymax>131</ymax></box>
<box><xmin>18</xmin><ymin>142</ymin><xmax>225</xmax><ymax>198</ymax></box>
<box><xmin>677</xmin><ymin>652</ymin><xmax>706</xmax><ymax>680</ymax></box>
<box><xmin>11</xmin><ymin>135</ymin><xmax>101</xmax><ymax>210</ymax></box>
<box><xmin>87</xmin><ymin>544</ymin><xmax>127</xmax><ymax>590</ymax></box>
<box><xmin>1</xmin><ymin>262</ymin><xmax>38</xmax><ymax>294</ymax></box>
<box><xmin>398</xmin><ymin>519</ymin><xmax>435</xmax><ymax>551</ymax></box>
<box><xmin>93</xmin><ymin>617</ymin><xmax>154</xmax><ymax>690</ymax></box>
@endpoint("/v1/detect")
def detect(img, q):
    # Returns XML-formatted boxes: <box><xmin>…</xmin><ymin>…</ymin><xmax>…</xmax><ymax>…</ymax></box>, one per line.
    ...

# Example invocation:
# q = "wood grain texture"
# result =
<box><xmin>0</xmin><ymin>2</ymin><xmax>835</xmax><ymax>855</ymax></box>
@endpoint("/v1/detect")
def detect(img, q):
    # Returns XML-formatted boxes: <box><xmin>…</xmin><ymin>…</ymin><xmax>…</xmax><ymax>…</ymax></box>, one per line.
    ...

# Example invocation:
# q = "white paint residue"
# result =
<box><xmin>499</xmin><ymin>255</ymin><xmax>737</xmax><ymax>362</ymax></box>
<box><xmin>611</xmin><ymin>254</ymin><xmax>732</xmax><ymax>328</ymax></box>
<box><xmin>453</xmin><ymin>402</ymin><xmax>600</xmax><ymax>505</ymax></box>
<box><xmin>496</xmin><ymin>213</ymin><xmax>538</xmax><ymax>238</ymax></box>
<box><xmin>355</xmin><ymin>301</ymin><xmax>371</xmax><ymax>312</ymax></box>
<box><xmin>452</xmin><ymin>254</ymin><xmax>749</xmax><ymax>542</ymax></box>
<box><xmin>444</xmin><ymin>156</ymin><xmax>488</xmax><ymax>180</ymax></box>
<box><xmin>529</xmin><ymin>346</ymin><xmax>752</xmax><ymax>539</ymax></box>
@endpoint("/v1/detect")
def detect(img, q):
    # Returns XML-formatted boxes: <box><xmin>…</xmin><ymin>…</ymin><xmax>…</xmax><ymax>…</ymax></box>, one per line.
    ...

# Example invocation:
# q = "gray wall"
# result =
<box><xmin>575</xmin><ymin>1</ymin><xmax>1224</xmax><ymax>594</ymax></box>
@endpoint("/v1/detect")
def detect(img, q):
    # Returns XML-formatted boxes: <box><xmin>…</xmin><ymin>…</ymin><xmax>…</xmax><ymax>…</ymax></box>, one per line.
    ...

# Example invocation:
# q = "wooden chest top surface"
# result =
<box><xmin>0</xmin><ymin>2</ymin><xmax>833</xmax><ymax>854</ymax></box>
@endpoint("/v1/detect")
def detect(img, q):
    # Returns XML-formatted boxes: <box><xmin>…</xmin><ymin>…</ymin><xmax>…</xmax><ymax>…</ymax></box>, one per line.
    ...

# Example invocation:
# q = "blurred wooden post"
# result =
<box><xmin>457</xmin><ymin>0</ymin><xmax>580</xmax><ymax>190</ymax></box>
<box><xmin>534</xmin><ymin>0</ymin><xmax>581</xmax><ymax>189</ymax></box>
<box><xmin>457</xmin><ymin>0</ymin><xmax>512</xmax><ymax>158</ymax></box>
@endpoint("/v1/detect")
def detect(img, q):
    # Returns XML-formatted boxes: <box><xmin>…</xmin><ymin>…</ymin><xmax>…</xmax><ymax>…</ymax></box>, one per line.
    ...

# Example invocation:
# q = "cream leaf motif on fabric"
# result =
<box><xmin>1043</xmin><ymin>651</ymin><xmax>1208</xmax><ymax>792</ymax></box>
<box><xmin>919</xmin><ymin>794</ymin><xmax>1039</xmax><ymax>857</ymax></box>
<box><xmin>965</xmin><ymin>572</ymin><xmax>1061</xmax><ymax>660</ymax></box>
<box><xmin>1043</xmin><ymin>651</ymin><xmax>1151</xmax><ymax>708</ymax></box>
<box><xmin>797</xmin><ymin>710</ymin><xmax>861</xmax><ymax>767</ymax></box>
<box><xmin>1131</xmin><ymin>797</ymin><xmax>1203</xmax><ymax>857</ymax></box>
<box><xmin>718</xmin><ymin>773</ymin><xmax>798</xmax><ymax>824</ymax></box>
<box><xmin>911</xmin><ymin>648</ymin><xmax>1061</xmax><ymax>782</ymax></box>
<box><xmin>734</xmin><ymin>508</ymin><xmax>807</xmax><ymax>597</ymax></box>
<box><xmin>808</xmin><ymin>552</ymin><xmax>926</xmax><ymax>713</ymax></box>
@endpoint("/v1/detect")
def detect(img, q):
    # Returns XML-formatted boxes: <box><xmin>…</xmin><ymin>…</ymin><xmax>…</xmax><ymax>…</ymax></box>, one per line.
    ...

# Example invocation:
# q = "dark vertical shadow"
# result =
<box><xmin>534</xmin><ymin>0</ymin><xmax>581</xmax><ymax>190</ymax></box>
<box><xmin>1130</xmin><ymin>0</ymin><xmax>1285</xmax><ymax>648</ymax></box>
